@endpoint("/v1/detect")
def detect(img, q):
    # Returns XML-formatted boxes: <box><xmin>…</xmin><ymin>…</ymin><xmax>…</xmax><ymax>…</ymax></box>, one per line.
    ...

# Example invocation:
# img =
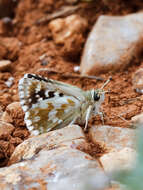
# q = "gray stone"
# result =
<box><xmin>81</xmin><ymin>13</ymin><xmax>143</xmax><ymax>75</ymax></box>
<box><xmin>9</xmin><ymin>125</ymin><xmax>86</xmax><ymax>164</ymax></box>
<box><xmin>0</xmin><ymin>125</ymin><xmax>109</xmax><ymax>190</ymax></box>
<box><xmin>0</xmin><ymin>147</ymin><xmax>106</xmax><ymax>190</ymax></box>
<box><xmin>89</xmin><ymin>125</ymin><xmax>136</xmax><ymax>151</ymax></box>
<box><xmin>100</xmin><ymin>147</ymin><xmax>136</xmax><ymax>172</ymax></box>
<box><xmin>48</xmin><ymin>169</ymin><xmax>109</xmax><ymax>190</ymax></box>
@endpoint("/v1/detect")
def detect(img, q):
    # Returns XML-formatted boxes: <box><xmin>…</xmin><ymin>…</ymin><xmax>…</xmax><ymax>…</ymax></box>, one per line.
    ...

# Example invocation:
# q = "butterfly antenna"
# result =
<box><xmin>101</xmin><ymin>76</ymin><xmax>112</xmax><ymax>89</ymax></box>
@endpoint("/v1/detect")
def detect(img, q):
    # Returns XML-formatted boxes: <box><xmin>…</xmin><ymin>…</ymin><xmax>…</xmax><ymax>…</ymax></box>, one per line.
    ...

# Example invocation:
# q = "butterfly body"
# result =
<box><xmin>19</xmin><ymin>74</ymin><xmax>105</xmax><ymax>135</ymax></box>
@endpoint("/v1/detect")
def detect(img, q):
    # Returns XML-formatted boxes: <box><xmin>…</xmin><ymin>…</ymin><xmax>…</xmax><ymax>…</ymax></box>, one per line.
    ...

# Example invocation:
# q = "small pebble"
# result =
<box><xmin>5</xmin><ymin>77</ymin><xmax>14</xmax><ymax>87</ymax></box>
<box><xmin>73</xmin><ymin>66</ymin><xmax>80</xmax><ymax>72</ymax></box>
<box><xmin>0</xmin><ymin>60</ymin><xmax>12</xmax><ymax>72</ymax></box>
<box><xmin>41</xmin><ymin>59</ymin><xmax>48</xmax><ymax>66</ymax></box>
<box><xmin>3</xmin><ymin>102</ymin><xmax>25</xmax><ymax>127</ymax></box>
<box><xmin>132</xmin><ymin>68</ymin><xmax>143</xmax><ymax>94</ymax></box>
<box><xmin>0</xmin><ymin>121</ymin><xmax>15</xmax><ymax>137</ymax></box>
<box><xmin>131</xmin><ymin>113</ymin><xmax>143</xmax><ymax>125</ymax></box>
<box><xmin>2</xmin><ymin>17</ymin><xmax>12</xmax><ymax>25</ymax></box>
<box><xmin>39</xmin><ymin>54</ymin><xmax>46</xmax><ymax>61</ymax></box>
<box><xmin>49</xmin><ymin>14</ymin><xmax>88</xmax><ymax>44</ymax></box>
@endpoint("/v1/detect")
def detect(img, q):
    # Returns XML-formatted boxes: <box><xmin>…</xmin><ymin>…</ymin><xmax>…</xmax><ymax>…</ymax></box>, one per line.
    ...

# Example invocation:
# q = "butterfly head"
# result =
<box><xmin>91</xmin><ymin>89</ymin><xmax>105</xmax><ymax>103</ymax></box>
<box><xmin>90</xmin><ymin>77</ymin><xmax>111</xmax><ymax>109</ymax></box>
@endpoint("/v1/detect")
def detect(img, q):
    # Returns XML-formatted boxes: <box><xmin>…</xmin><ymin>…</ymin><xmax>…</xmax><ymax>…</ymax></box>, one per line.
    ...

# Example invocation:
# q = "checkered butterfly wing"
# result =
<box><xmin>19</xmin><ymin>74</ymin><xmax>85</xmax><ymax>135</ymax></box>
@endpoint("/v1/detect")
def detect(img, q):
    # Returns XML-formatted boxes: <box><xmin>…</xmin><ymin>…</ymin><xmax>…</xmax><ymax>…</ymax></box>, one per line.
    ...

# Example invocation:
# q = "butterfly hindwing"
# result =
<box><xmin>24</xmin><ymin>96</ymin><xmax>80</xmax><ymax>135</ymax></box>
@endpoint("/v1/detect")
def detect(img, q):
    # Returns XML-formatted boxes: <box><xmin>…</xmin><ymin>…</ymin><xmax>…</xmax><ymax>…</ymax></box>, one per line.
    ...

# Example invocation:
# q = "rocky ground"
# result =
<box><xmin>0</xmin><ymin>0</ymin><xmax>143</xmax><ymax>189</ymax></box>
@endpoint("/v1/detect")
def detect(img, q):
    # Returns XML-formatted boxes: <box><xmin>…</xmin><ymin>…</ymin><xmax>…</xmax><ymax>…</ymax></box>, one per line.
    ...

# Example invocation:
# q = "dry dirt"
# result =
<box><xmin>0</xmin><ymin>0</ymin><xmax>143</xmax><ymax>166</ymax></box>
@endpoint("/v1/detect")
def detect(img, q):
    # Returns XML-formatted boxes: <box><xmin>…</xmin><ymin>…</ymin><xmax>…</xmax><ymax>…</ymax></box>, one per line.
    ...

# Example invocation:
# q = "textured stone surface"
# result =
<box><xmin>0</xmin><ymin>125</ymin><xmax>109</xmax><ymax>190</ymax></box>
<box><xmin>89</xmin><ymin>125</ymin><xmax>136</xmax><ymax>151</ymax></box>
<box><xmin>81</xmin><ymin>13</ymin><xmax>143</xmax><ymax>75</ymax></box>
<box><xmin>9</xmin><ymin>125</ymin><xmax>86</xmax><ymax>164</ymax></box>
<box><xmin>100</xmin><ymin>147</ymin><xmax>136</xmax><ymax>172</ymax></box>
<box><xmin>0</xmin><ymin>147</ymin><xmax>105</xmax><ymax>190</ymax></box>
<box><xmin>48</xmin><ymin>169</ymin><xmax>110</xmax><ymax>190</ymax></box>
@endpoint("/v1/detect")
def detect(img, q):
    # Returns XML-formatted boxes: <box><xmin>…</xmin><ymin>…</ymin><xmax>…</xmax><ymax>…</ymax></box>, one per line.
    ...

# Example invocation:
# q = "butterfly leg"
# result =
<box><xmin>69</xmin><ymin>116</ymin><xmax>78</xmax><ymax>126</ymax></box>
<box><xmin>84</xmin><ymin>105</ymin><xmax>92</xmax><ymax>131</ymax></box>
<box><xmin>98</xmin><ymin>111</ymin><xmax>104</xmax><ymax>124</ymax></box>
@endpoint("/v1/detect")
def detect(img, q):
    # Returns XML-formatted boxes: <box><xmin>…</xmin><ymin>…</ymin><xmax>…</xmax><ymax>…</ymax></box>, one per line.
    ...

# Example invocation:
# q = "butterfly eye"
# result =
<box><xmin>94</xmin><ymin>92</ymin><xmax>100</xmax><ymax>101</ymax></box>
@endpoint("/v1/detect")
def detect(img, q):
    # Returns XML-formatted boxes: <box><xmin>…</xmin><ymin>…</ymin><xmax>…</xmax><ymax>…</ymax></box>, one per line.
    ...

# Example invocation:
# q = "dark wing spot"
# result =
<box><xmin>59</xmin><ymin>92</ymin><xmax>64</xmax><ymax>97</ymax></box>
<box><xmin>30</xmin><ymin>90</ymin><xmax>56</xmax><ymax>105</ymax></box>
<box><xmin>31</xmin><ymin>89</ymin><xmax>47</xmax><ymax>104</ymax></box>
<box><xmin>27</xmin><ymin>74</ymin><xmax>49</xmax><ymax>82</ymax></box>
<box><xmin>38</xmin><ymin>89</ymin><xmax>47</xmax><ymax>99</ymax></box>
<box><xmin>48</xmin><ymin>91</ymin><xmax>55</xmax><ymax>98</ymax></box>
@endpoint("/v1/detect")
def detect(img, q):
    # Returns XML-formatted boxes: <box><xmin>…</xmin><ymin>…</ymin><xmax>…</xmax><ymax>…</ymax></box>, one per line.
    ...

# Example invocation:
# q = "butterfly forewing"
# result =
<box><xmin>19</xmin><ymin>74</ymin><xmax>82</xmax><ymax>135</ymax></box>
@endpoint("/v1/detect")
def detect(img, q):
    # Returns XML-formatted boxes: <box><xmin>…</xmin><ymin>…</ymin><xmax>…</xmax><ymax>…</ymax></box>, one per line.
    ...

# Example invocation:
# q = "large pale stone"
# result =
<box><xmin>9</xmin><ymin>125</ymin><xmax>86</xmax><ymax>164</ymax></box>
<box><xmin>0</xmin><ymin>147</ymin><xmax>107</xmax><ymax>190</ymax></box>
<box><xmin>0</xmin><ymin>125</ymin><xmax>110</xmax><ymax>190</ymax></box>
<box><xmin>48</xmin><ymin>168</ymin><xmax>109</xmax><ymax>190</ymax></box>
<box><xmin>89</xmin><ymin>125</ymin><xmax>136</xmax><ymax>151</ymax></box>
<box><xmin>81</xmin><ymin>13</ymin><xmax>143</xmax><ymax>75</ymax></box>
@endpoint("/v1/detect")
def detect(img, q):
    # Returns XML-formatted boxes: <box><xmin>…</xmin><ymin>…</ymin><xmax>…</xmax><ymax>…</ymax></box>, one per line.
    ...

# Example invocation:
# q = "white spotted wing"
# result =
<box><xmin>18</xmin><ymin>74</ymin><xmax>84</xmax><ymax>135</ymax></box>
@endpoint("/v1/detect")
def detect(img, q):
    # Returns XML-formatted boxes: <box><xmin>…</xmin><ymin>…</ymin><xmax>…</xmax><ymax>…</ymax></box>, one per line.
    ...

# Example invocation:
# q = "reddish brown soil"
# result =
<box><xmin>0</xmin><ymin>0</ymin><xmax>143</xmax><ymax>166</ymax></box>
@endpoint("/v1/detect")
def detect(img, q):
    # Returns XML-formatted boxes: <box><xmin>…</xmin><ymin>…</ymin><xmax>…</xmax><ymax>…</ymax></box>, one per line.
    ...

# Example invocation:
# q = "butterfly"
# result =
<box><xmin>18</xmin><ymin>74</ymin><xmax>110</xmax><ymax>135</ymax></box>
